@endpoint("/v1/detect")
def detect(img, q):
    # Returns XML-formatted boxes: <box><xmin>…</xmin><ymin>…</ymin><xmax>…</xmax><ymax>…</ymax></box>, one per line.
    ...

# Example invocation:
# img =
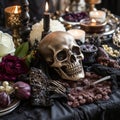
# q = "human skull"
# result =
<box><xmin>39</xmin><ymin>31</ymin><xmax>85</xmax><ymax>81</ymax></box>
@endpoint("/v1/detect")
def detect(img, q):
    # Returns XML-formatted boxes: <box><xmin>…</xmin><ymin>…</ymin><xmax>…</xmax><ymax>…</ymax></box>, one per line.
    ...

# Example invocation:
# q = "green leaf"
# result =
<box><xmin>15</xmin><ymin>42</ymin><xmax>29</xmax><ymax>58</ymax></box>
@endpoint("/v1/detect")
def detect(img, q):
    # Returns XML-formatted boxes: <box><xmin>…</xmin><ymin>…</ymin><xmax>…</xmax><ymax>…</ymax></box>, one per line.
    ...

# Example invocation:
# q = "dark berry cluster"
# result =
<box><xmin>62</xmin><ymin>12</ymin><xmax>88</xmax><ymax>22</ymax></box>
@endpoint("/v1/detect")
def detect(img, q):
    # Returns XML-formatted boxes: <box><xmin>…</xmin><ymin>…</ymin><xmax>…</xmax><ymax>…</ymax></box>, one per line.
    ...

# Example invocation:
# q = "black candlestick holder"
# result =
<box><xmin>42</xmin><ymin>1</ymin><xmax>51</xmax><ymax>39</ymax></box>
<box><xmin>20</xmin><ymin>0</ymin><xmax>30</xmax><ymax>41</ymax></box>
<box><xmin>42</xmin><ymin>13</ymin><xmax>51</xmax><ymax>38</ymax></box>
<box><xmin>42</xmin><ymin>31</ymin><xmax>51</xmax><ymax>39</ymax></box>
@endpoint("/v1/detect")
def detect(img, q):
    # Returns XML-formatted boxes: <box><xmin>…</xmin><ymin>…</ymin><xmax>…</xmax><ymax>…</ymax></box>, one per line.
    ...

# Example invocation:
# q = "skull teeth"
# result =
<box><xmin>62</xmin><ymin>65</ymin><xmax>82</xmax><ymax>76</ymax></box>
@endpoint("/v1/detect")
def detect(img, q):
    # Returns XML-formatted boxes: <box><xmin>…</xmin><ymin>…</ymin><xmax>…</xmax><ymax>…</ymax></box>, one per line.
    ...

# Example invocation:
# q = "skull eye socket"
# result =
<box><xmin>72</xmin><ymin>46</ymin><xmax>80</xmax><ymax>55</ymax></box>
<box><xmin>57</xmin><ymin>50</ymin><xmax>67</xmax><ymax>61</ymax></box>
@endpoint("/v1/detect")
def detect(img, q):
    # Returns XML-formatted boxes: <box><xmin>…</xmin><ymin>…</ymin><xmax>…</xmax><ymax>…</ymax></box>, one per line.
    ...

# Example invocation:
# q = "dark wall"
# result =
<box><xmin>97</xmin><ymin>0</ymin><xmax>120</xmax><ymax>16</ymax></box>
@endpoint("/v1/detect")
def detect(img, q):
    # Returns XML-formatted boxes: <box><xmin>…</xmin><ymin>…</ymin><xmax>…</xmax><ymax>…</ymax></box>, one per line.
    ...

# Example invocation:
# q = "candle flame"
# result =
<box><xmin>45</xmin><ymin>2</ymin><xmax>49</xmax><ymax>12</ymax></box>
<box><xmin>91</xmin><ymin>19</ymin><xmax>96</xmax><ymax>23</ymax></box>
<box><xmin>65</xmin><ymin>7</ymin><xmax>69</xmax><ymax>12</ymax></box>
<box><xmin>14</xmin><ymin>6</ymin><xmax>18</xmax><ymax>13</ymax></box>
<box><xmin>90</xmin><ymin>19</ymin><xmax>97</xmax><ymax>26</ymax></box>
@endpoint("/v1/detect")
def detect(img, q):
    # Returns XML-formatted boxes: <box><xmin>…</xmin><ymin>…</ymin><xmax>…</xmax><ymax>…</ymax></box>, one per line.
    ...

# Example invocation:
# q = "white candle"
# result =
<box><xmin>89</xmin><ymin>10</ymin><xmax>106</xmax><ymax>23</ymax></box>
<box><xmin>67</xmin><ymin>29</ymin><xmax>85</xmax><ymax>43</ymax></box>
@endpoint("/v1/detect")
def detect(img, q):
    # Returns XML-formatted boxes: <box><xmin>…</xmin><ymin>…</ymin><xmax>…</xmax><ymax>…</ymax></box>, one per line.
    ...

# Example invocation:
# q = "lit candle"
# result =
<box><xmin>4</xmin><ymin>5</ymin><xmax>22</xmax><ymax>47</ymax></box>
<box><xmin>67</xmin><ymin>29</ymin><xmax>85</xmax><ymax>44</ymax></box>
<box><xmin>5</xmin><ymin>5</ymin><xmax>21</xmax><ymax>14</ymax></box>
<box><xmin>80</xmin><ymin>18</ymin><xmax>106</xmax><ymax>33</ymax></box>
<box><xmin>89</xmin><ymin>10</ymin><xmax>106</xmax><ymax>23</ymax></box>
<box><xmin>14</xmin><ymin>6</ymin><xmax>19</xmax><ymax>13</ymax></box>
<box><xmin>43</xmin><ymin>1</ymin><xmax>50</xmax><ymax>32</ymax></box>
<box><xmin>90</xmin><ymin>19</ymin><xmax>97</xmax><ymax>26</ymax></box>
<box><xmin>4</xmin><ymin>5</ymin><xmax>21</xmax><ymax>28</ymax></box>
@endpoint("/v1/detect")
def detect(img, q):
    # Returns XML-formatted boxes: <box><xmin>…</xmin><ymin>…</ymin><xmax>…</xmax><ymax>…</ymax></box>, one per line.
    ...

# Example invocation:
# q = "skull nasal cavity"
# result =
<box><xmin>70</xmin><ymin>55</ymin><xmax>76</xmax><ymax>63</ymax></box>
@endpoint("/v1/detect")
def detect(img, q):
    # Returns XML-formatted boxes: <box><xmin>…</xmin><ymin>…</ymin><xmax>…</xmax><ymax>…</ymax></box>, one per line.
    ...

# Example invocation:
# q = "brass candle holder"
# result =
<box><xmin>85</xmin><ymin>0</ymin><xmax>101</xmax><ymax>11</ymax></box>
<box><xmin>4</xmin><ymin>5</ymin><xmax>22</xmax><ymax>47</ymax></box>
<box><xmin>80</xmin><ymin>18</ymin><xmax>107</xmax><ymax>33</ymax></box>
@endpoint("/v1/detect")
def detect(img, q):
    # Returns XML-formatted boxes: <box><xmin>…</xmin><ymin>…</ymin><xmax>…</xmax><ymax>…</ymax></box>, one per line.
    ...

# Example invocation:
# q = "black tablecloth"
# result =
<box><xmin>1</xmin><ymin>89</ymin><xmax>120</xmax><ymax>120</ymax></box>
<box><xmin>0</xmin><ymin>2</ymin><xmax>120</xmax><ymax>118</ymax></box>
<box><xmin>0</xmin><ymin>30</ymin><xmax>120</xmax><ymax>120</ymax></box>
<box><xmin>0</xmin><ymin>63</ymin><xmax>120</xmax><ymax>120</ymax></box>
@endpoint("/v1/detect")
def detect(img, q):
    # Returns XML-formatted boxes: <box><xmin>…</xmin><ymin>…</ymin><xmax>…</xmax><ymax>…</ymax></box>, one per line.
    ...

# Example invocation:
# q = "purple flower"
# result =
<box><xmin>0</xmin><ymin>54</ymin><xmax>28</xmax><ymax>81</ymax></box>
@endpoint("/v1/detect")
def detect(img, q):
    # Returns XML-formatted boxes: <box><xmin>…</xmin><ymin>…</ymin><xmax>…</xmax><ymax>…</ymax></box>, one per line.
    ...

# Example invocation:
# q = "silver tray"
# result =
<box><xmin>59</xmin><ymin>16</ymin><xmax>81</xmax><ymax>25</ymax></box>
<box><xmin>59</xmin><ymin>12</ymin><xmax>118</xmax><ymax>37</ymax></box>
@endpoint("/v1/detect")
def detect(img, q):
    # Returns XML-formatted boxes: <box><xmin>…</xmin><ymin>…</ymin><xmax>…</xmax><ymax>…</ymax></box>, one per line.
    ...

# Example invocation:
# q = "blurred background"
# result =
<box><xmin>0</xmin><ymin>0</ymin><xmax>120</xmax><ymax>25</ymax></box>
<box><xmin>97</xmin><ymin>0</ymin><xmax>120</xmax><ymax>16</ymax></box>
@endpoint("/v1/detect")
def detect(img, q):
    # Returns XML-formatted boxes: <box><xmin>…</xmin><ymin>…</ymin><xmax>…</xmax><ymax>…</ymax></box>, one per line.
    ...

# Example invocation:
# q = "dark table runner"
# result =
<box><xmin>1</xmin><ymin>89</ymin><xmax>120</xmax><ymax>120</ymax></box>
<box><xmin>0</xmin><ymin>63</ymin><xmax>120</xmax><ymax>120</ymax></box>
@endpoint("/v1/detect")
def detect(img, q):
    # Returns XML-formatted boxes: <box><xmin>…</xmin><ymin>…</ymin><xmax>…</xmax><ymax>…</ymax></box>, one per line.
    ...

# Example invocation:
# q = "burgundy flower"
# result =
<box><xmin>0</xmin><ymin>54</ymin><xmax>28</xmax><ymax>81</ymax></box>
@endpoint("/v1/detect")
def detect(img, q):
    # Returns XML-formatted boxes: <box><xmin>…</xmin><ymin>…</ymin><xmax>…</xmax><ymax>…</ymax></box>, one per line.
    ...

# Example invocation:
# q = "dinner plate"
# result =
<box><xmin>0</xmin><ymin>99</ymin><xmax>20</xmax><ymax>116</ymax></box>
<box><xmin>0</xmin><ymin>81</ymin><xmax>20</xmax><ymax>116</ymax></box>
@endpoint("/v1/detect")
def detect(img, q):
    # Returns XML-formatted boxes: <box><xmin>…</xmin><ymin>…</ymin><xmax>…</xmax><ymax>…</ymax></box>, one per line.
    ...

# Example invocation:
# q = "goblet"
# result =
<box><xmin>85</xmin><ymin>0</ymin><xmax>101</xmax><ymax>11</ymax></box>
<box><xmin>4</xmin><ymin>5</ymin><xmax>22</xmax><ymax>47</ymax></box>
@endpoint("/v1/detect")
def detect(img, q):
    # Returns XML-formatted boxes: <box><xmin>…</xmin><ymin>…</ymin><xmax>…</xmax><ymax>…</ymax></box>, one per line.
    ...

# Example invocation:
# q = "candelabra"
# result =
<box><xmin>20</xmin><ymin>0</ymin><xmax>30</xmax><ymax>42</ymax></box>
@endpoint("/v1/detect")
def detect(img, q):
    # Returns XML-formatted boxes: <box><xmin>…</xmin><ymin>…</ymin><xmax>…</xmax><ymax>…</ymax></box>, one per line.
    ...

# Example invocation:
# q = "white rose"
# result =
<box><xmin>0</xmin><ymin>31</ymin><xmax>15</xmax><ymax>61</ymax></box>
<box><xmin>30</xmin><ymin>19</ymin><xmax>66</xmax><ymax>45</ymax></box>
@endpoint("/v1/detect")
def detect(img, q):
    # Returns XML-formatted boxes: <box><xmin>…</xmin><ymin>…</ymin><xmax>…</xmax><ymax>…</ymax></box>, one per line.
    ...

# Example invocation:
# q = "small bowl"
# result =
<box><xmin>80</xmin><ymin>44</ymin><xmax>98</xmax><ymax>64</ymax></box>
